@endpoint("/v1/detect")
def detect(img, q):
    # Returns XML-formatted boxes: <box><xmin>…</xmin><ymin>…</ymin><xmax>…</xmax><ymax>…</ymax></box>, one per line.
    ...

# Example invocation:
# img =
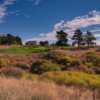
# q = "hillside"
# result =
<box><xmin>0</xmin><ymin>46</ymin><xmax>99</xmax><ymax>100</ymax></box>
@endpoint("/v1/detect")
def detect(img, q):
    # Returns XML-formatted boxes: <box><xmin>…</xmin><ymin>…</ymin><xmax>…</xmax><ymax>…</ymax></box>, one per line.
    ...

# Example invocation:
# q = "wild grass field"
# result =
<box><xmin>0</xmin><ymin>46</ymin><xmax>99</xmax><ymax>100</ymax></box>
<box><xmin>0</xmin><ymin>77</ymin><xmax>100</xmax><ymax>100</ymax></box>
<box><xmin>0</xmin><ymin>0</ymin><xmax>99</xmax><ymax>99</ymax></box>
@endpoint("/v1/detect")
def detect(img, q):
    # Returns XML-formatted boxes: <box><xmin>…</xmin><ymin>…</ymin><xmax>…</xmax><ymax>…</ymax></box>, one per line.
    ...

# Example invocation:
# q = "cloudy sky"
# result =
<box><xmin>0</xmin><ymin>0</ymin><xmax>100</xmax><ymax>44</ymax></box>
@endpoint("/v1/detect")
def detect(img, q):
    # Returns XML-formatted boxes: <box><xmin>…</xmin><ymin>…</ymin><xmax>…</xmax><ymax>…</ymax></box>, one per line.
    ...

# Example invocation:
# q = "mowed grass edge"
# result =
<box><xmin>0</xmin><ymin>46</ymin><xmax>49</xmax><ymax>54</ymax></box>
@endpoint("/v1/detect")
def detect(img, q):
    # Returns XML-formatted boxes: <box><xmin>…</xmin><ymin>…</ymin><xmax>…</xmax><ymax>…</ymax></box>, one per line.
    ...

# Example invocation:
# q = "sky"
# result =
<box><xmin>0</xmin><ymin>0</ymin><xmax>100</xmax><ymax>45</ymax></box>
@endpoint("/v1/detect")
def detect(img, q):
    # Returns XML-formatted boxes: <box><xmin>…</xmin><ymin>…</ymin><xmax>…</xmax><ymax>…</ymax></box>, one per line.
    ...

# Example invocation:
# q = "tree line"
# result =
<box><xmin>26</xmin><ymin>29</ymin><xmax>96</xmax><ymax>48</ymax></box>
<box><xmin>0</xmin><ymin>29</ymin><xmax>96</xmax><ymax>47</ymax></box>
<box><xmin>0</xmin><ymin>34</ymin><xmax>22</xmax><ymax>45</ymax></box>
<box><xmin>56</xmin><ymin>29</ymin><xmax>96</xmax><ymax>48</ymax></box>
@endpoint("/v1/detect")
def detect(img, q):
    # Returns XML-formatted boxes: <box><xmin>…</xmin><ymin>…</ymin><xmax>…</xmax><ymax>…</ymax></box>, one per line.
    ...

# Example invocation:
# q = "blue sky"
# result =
<box><xmin>0</xmin><ymin>0</ymin><xmax>100</xmax><ymax>44</ymax></box>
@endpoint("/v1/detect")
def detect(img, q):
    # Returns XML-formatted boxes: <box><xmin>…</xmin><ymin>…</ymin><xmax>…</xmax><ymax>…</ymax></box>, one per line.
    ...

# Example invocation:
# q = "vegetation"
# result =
<box><xmin>1</xmin><ymin>77</ymin><xmax>100</xmax><ymax>100</ymax></box>
<box><xmin>42</xmin><ymin>71</ymin><xmax>100</xmax><ymax>88</ymax></box>
<box><xmin>0</xmin><ymin>58</ymin><xmax>10</xmax><ymax>68</ymax></box>
<box><xmin>0</xmin><ymin>29</ymin><xmax>96</xmax><ymax>48</ymax></box>
<box><xmin>85</xmin><ymin>31</ymin><xmax>96</xmax><ymax>48</ymax></box>
<box><xmin>56</xmin><ymin>30</ymin><xmax>68</xmax><ymax>46</ymax></box>
<box><xmin>0</xmin><ymin>77</ymin><xmax>56</xmax><ymax>100</ymax></box>
<box><xmin>0</xmin><ymin>34</ymin><xmax>22</xmax><ymax>45</ymax></box>
<box><xmin>30</xmin><ymin>60</ymin><xmax>61</xmax><ymax>74</ymax></box>
<box><xmin>72</xmin><ymin>29</ymin><xmax>83</xmax><ymax>47</ymax></box>
<box><xmin>0</xmin><ymin>46</ymin><xmax>48</xmax><ymax>54</ymax></box>
<box><xmin>84</xmin><ymin>51</ymin><xmax>100</xmax><ymax>74</ymax></box>
<box><xmin>0</xmin><ymin>30</ymin><xmax>99</xmax><ymax>100</ymax></box>
<box><xmin>39</xmin><ymin>41</ymin><xmax>49</xmax><ymax>46</ymax></box>
<box><xmin>55</xmin><ymin>29</ymin><xmax>96</xmax><ymax>48</ymax></box>
<box><xmin>44</xmin><ymin>51</ymin><xmax>80</xmax><ymax>70</ymax></box>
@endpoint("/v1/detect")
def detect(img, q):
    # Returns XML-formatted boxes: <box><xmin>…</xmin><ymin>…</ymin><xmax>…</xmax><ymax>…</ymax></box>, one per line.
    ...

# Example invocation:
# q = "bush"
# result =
<box><xmin>44</xmin><ymin>51</ymin><xmax>80</xmax><ymax>69</ymax></box>
<box><xmin>30</xmin><ymin>60</ymin><xmax>61</xmax><ymax>74</ymax></box>
<box><xmin>42</xmin><ymin>71</ymin><xmax>100</xmax><ymax>88</ymax></box>
<box><xmin>15</xmin><ymin>63</ymin><xmax>29</xmax><ymax>71</ymax></box>
<box><xmin>85</xmin><ymin>52</ymin><xmax>100</xmax><ymax>73</ymax></box>
<box><xmin>85</xmin><ymin>62</ymin><xmax>94</xmax><ymax>68</ymax></box>
<box><xmin>20</xmin><ymin>72</ymin><xmax>39</xmax><ymax>80</ymax></box>
<box><xmin>86</xmin><ymin>52</ymin><xmax>100</xmax><ymax>66</ymax></box>
<box><xmin>0</xmin><ymin>67</ymin><xmax>24</xmax><ymax>78</ymax></box>
<box><xmin>0</xmin><ymin>58</ymin><xmax>10</xmax><ymax>68</ymax></box>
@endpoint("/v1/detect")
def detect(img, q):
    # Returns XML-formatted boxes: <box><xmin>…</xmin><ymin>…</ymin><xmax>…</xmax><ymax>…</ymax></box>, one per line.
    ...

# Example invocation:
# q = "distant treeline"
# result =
<box><xmin>0</xmin><ymin>29</ymin><xmax>96</xmax><ymax>47</ymax></box>
<box><xmin>0</xmin><ymin>34</ymin><xmax>22</xmax><ymax>45</ymax></box>
<box><xmin>26</xmin><ymin>29</ymin><xmax>96</xmax><ymax>48</ymax></box>
<box><xmin>56</xmin><ymin>29</ymin><xmax>96</xmax><ymax>48</ymax></box>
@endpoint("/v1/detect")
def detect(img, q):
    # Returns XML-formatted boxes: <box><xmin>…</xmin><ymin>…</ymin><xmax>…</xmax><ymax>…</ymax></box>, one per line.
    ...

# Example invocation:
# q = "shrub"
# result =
<box><xmin>30</xmin><ymin>60</ymin><xmax>61</xmax><ymax>74</ymax></box>
<box><xmin>85</xmin><ymin>52</ymin><xmax>100</xmax><ymax>66</ymax></box>
<box><xmin>85</xmin><ymin>52</ymin><xmax>100</xmax><ymax>73</ymax></box>
<box><xmin>0</xmin><ymin>67</ymin><xmax>24</xmax><ymax>78</ymax></box>
<box><xmin>42</xmin><ymin>71</ymin><xmax>100</xmax><ymax>88</ymax></box>
<box><xmin>15</xmin><ymin>63</ymin><xmax>29</xmax><ymax>71</ymax></box>
<box><xmin>20</xmin><ymin>72</ymin><xmax>39</xmax><ymax>80</ymax></box>
<box><xmin>96</xmin><ymin>47</ymin><xmax>100</xmax><ymax>52</ymax></box>
<box><xmin>0</xmin><ymin>58</ymin><xmax>10</xmax><ymax>68</ymax></box>
<box><xmin>57</xmin><ymin>56</ymin><xmax>80</xmax><ymax>70</ymax></box>
<box><xmin>44</xmin><ymin>51</ymin><xmax>80</xmax><ymax>69</ymax></box>
<box><xmin>85</xmin><ymin>62</ymin><xmax>94</xmax><ymax>68</ymax></box>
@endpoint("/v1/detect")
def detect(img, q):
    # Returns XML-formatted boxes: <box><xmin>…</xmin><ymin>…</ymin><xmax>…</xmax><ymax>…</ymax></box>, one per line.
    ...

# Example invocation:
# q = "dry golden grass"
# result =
<box><xmin>0</xmin><ymin>77</ymin><xmax>67</xmax><ymax>100</ymax></box>
<box><xmin>0</xmin><ymin>77</ymin><xmax>99</xmax><ymax>100</ymax></box>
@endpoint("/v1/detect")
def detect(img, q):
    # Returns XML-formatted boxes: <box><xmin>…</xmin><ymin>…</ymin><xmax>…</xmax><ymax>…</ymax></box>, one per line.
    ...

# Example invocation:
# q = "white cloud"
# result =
<box><xmin>29</xmin><ymin>10</ymin><xmax>100</xmax><ymax>45</ymax></box>
<box><xmin>54</xmin><ymin>10</ymin><xmax>100</xmax><ymax>31</ymax></box>
<box><xmin>26</xmin><ymin>31</ymin><xmax>57</xmax><ymax>43</ymax></box>
<box><xmin>54</xmin><ymin>20</ymin><xmax>65</xmax><ymax>31</ymax></box>
<box><xmin>0</xmin><ymin>0</ymin><xmax>16</xmax><ymax>22</ymax></box>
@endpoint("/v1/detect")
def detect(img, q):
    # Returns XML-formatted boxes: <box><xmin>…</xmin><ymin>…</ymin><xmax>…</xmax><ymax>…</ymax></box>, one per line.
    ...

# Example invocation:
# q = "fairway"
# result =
<box><xmin>0</xmin><ymin>46</ymin><xmax>49</xmax><ymax>54</ymax></box>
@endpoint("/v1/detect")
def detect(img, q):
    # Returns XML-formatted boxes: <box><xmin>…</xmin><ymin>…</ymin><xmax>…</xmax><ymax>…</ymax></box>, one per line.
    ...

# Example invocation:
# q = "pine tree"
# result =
<box><xmin>56</xmin><ymin>30</ymin><xmax>68</xmax><ymax>46</ymax></box>
<box><xmin>85</xmin><ymin>31</ymin><xmax>96</xmax><ymax>48</ymax></box>
<box><xmin>72</xmin><ymin>29</ymin><xmax>83</xmax><ymax>48</ymax></box>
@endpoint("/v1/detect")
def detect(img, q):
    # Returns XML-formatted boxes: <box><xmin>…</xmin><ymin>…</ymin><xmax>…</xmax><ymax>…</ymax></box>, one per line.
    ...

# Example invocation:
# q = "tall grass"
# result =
<box><xmin>0</xmin><ymin>77</ymin><xmax>99</xmax><ymax>100</ymax></box>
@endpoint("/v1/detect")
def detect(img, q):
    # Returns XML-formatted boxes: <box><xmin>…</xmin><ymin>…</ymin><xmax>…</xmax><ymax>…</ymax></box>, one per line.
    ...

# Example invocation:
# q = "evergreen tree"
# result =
<box><xmin>72</xmin><ymin>29</ymin><xmax>83</xmax><ymax>47</ymax></box>
<box><xmin>85</xmin><ymin>31</ymin><xmax>96</xmax><ymax>47</ymax></box>
<box><xmin>0</xmin><ymin>34</ymin><xmax>22</xmax><ymax>45</ymax></box>
<box><xmin>56</xmin><ymin>30</ymin><xmax>68</xmax><ymax>46</ymax></box>
<box><xmin>15</xmin><ymin>36</ymin><xmax>22</xmax><ymax>45</ymax></box>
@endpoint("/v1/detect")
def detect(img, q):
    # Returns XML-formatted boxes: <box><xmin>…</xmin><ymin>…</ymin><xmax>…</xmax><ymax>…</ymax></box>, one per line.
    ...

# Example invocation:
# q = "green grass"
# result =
<box><xmin>0</xmin><ymin>46</ymin><xmax>49</xmax><ymax>54</ymax></box>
